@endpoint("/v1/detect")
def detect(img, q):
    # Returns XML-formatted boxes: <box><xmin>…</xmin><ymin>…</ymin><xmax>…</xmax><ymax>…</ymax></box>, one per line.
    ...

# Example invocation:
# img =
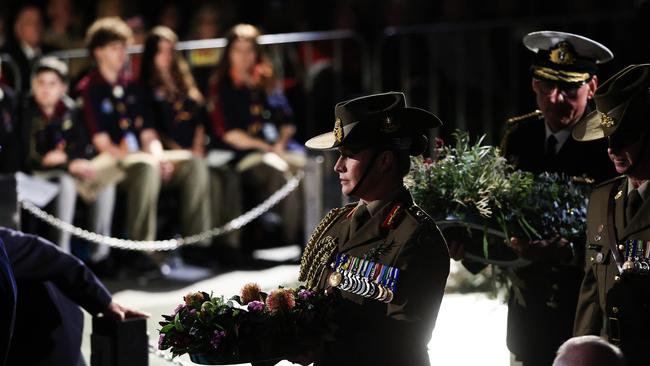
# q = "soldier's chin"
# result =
<box><xmin>613</xmin><ymin>161</ymin><xmax>630</xmax><ymax>174</ymax></box>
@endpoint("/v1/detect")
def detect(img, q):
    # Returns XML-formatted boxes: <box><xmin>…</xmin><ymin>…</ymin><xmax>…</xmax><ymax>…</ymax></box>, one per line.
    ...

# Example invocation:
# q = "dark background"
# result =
<box><xmin>2</xmin><ymin>0</ymin><xmax>649</xmax><ymax>145</ymax></box>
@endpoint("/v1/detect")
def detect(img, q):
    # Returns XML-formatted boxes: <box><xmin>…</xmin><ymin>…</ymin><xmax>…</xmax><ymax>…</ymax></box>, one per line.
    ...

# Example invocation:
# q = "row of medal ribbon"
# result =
<box><xmin>621</xmin><ymin>239</ymin><xmax>650</xmax><ymax>273</ymax></box>
<box><xmin>327</xmin><ymin>253</ymin><xmax>400</xmax><ymax>303</ymax></box>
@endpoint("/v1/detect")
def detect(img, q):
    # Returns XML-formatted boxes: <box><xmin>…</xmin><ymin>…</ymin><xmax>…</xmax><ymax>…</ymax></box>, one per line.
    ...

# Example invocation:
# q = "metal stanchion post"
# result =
<box><xmin>91</xmin><ymin>316</ymin><xmax>148</xmax><ymax>366</ymax></box>
<box><xmin>303</xmin><ymin>155</ymin><xmax>323</xmax><ymax>243</ymax></box>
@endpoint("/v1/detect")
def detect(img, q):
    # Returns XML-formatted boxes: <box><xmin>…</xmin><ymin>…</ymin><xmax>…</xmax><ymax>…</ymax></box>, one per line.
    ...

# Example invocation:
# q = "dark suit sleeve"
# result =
<box><xmin>0</xmin><ymin>228</ymin><xmax>112</xmax><ymax>316</ymax></box>
<box><xmin>0</xmin><ymin>239</ymin><xmax>16</xmax><ymax>366</ymax></box>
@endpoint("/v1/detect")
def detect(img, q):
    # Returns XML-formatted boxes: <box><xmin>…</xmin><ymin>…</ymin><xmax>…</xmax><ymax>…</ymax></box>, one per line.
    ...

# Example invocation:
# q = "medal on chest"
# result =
<box><xmin>619</xmin><ymin>239</ymin><xmax>650</xmax><ymax>274</ymax></box>
<box><xmin>328</xmin><ymin>253</ymin><xmax>400</xmax><ymax>303</ymax></box>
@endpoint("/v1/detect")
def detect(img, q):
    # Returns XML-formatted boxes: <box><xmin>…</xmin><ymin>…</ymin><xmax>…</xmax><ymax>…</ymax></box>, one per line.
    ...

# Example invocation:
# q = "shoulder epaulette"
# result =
<box><xmin>299</xmin><ymin>206</ymin><xmax>353</xmax><ymax>289</ymax></box>
<box><xmin>406</xmin><ymin>204</ymin><xmax>434</xmax><ymax>224</ymax></box>
<box><xmin>595</xmin><ymin>175</ymin><xmax>626</xmax><ymax>189</ymax></box>
<box><xmin>506</xmin><ymin>110</ymin><xmax>543</xmax><ymax>125</ymax></box>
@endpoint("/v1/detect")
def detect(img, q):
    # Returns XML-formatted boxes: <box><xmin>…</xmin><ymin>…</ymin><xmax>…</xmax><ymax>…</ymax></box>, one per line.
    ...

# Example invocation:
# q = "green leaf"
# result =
<box><xmin>174</xmin><ymin>312</ymin><xmax>184</xmax><ymax>332</ymax></box>
<box><xmin>160</xmin><ymin>323</ymin><xmax>175</xmax><ymax>333</ymax></box>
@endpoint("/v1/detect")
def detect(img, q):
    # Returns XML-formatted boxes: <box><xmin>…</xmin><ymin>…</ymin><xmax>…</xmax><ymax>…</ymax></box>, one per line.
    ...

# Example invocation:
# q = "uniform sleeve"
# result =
<box><xmin>79</xmin><ymin>84</ymin><xmax>105</xmax><ymax>137</ymax></box>
<box><xmin>210</xmin><ymin>81</ymin><xmax>251</xmax><ymax>134</ymax></box>
<box><xmin>133</xmin><ymin>83</ymin><xmax>154</xmax><ymax>131</ymax></box>
<box><xmin>386</xmin><ymin>226</ymin><xmax>450</xmax><ymax>340</ymax></box>
<box><xmin>0</xmin><ymin>228</ymin><xmax>112</xmax><ymax>316</ymax></box>
<box><xmin>574</xmin><ymin>259</ymin><xmax>602</xmax><ymax>336</ymax></box>
<box><xmin>574</xmin><ymin>195</ymin><xmax>605</xmax><ymax>336</ymax></box>
<box><xmin>208</xmin><ymin>81</ymin><xmax>228</xmax><ymax>138</ymax></box>
<box><xmin>68</xmin><ymin>106</ymin><xmax>94</xmax><ymax>160</ymax></box>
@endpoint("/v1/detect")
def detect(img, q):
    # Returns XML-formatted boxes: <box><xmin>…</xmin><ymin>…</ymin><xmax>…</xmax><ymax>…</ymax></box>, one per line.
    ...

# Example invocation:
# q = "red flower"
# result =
<box><xmin>265</xmin><ymin>288</ymin><xmax>296</xmax><ymax>314</ymax></box>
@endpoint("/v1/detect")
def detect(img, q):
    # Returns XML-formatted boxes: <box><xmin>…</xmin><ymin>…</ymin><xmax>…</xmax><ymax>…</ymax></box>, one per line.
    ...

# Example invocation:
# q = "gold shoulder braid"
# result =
<box><xmin>299</xmin><ymin>206</ymin><xmax>353</xmax><ymax>289</ymax></box>
<box><xmin>505</xmin><ymin>110</ymin><xmax>543</xmax><ymax>125</ymax></box>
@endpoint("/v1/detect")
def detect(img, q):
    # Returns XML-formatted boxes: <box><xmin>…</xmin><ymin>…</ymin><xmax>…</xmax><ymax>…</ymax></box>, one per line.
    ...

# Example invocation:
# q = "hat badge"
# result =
<box><xmin>549</xmin><ymin>42</ymin><xmax>575</xmax><ymax>65</ymax></box>
<box><xmin>334</xmin><ymin>117</ymin><xmax>343</xmax><ymax>143</ymax></box>
<box><xmin>600</xmin><ymin>112</ymin><xmax>615</xmax><ymax>128</ymax></box>
<box><xmin>381</xmin><ymin>115</ymin><xmax>400</xmax><ymax>133</ymax></box>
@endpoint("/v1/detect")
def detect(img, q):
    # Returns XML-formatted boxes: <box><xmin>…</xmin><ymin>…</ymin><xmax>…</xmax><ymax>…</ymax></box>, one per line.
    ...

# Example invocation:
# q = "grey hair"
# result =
<box><xmin>552</xmin><ymin>335</ymin><xmax>625</xmax><ymax>366</ymax></box>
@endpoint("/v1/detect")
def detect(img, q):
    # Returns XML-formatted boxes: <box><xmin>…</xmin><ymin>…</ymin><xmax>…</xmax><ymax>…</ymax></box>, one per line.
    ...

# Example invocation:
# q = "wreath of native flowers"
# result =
<box><xmin>405</xmin><ymin>131</ymin><xmax>590</xmax><ymax>246</ymax></box>
<box><xmin>158</xmin><ymin>283</ymin><xmax>335</xmax><ymax>362</ymax></box>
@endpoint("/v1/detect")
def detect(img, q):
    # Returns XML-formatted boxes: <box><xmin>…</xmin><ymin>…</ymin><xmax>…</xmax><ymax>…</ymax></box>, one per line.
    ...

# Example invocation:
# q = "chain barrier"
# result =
<box><xmin>21</xmin><ymin>171</ymin><xmax>303</xmax><ymax>252</ymax></box>
<box><xmin>149</xmin><ymin>341</ymin><xmax>192</xmax><ymax>366</ymax></box>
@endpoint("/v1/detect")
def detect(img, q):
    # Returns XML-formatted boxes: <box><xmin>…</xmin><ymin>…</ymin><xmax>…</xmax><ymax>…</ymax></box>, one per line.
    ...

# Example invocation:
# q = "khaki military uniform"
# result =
<box><xmin>574</xmin><ymin>176</ymin><xmax>650</xmax><ymax>365</ymax></box>
<box><xmin>300</xmin><ymin>187</ymin><xmax>449</xmax><ymax>366</ymax></box>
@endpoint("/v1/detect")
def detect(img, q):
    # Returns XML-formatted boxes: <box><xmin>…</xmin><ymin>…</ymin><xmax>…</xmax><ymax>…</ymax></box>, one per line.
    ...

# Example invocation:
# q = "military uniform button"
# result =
<box><xmin>612</xmin><ymin>307</ymin><xmax>619</xmax><ymax>314</ymax></box>
<box><xmin>590</xmin><ymin>257</ymin><xmax>595</xmax><ymax>262</ymax></box>
<box><xmin>596</xmin><ymin>253</ymin><xmax>604</xmax><ymax>263</ymax></box>
<box><xmin>618</xmin><ymin>245</ymin><xmax>625</xmax><ymax>251</ymax></box>
<box><xmin>614</xmin><ymin>275</ymin><xmax>621</xmax><ymax>282</ymax></box>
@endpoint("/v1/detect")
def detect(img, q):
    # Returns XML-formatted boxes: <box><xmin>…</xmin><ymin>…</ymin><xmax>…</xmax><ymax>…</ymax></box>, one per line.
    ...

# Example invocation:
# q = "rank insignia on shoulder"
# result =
<box><xmin>329</xmin><ymin>253</ymin><xmax>400</xmax><ymax>303</ymax></box>
<box><xmin>407</xmin><ymin>205</ymin><xmax>432</xmax><ymax>224</ymax></box>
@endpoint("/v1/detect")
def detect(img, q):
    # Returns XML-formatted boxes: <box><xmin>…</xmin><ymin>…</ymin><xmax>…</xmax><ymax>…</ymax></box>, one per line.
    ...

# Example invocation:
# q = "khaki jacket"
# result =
<box><xmin>300</xmin><ymin>188</ymin><xmax>449</xmax><ymax>366</ymax></box>
<box><xmin>574</xmin><ymin>176</ymin><xmax>650</xmax><ymax>365</ymax></box>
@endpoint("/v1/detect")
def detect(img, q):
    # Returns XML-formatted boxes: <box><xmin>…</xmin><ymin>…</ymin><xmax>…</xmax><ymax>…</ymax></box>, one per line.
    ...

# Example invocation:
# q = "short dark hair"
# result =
<box><xmin>85</xmin><ymin>17</ymin><xmax>132</xmax><ymax>55</ymax></box>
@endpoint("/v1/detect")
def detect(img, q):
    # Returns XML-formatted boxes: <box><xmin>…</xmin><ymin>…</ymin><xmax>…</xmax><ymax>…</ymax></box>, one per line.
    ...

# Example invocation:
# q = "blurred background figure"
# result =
<box><xmin>1</xmin><ymin>3</ymin><xmax>56</xmax><ymax>94</ymax></box>
<box><xmin>186</xmin><ymin>3</ymin><xmax>227</xmax><ymax>95</ymax></box>
<box><xmin>552</xmin><ymin>336</ymin><xmax>625</xmax><ymax>366</ymax></box>
<box><xmin>0</xmin><ymin>61</ymin><xmax>19</xmax><ymax>174</ymax></box>
<box><xmin>19</xmin><ymin>56</ymin><xmax>114</xmax><ymax>260</ymax></box>
<box><xmin>139</xmin><ymin>26</ymin><xmax>226</xmax><ymax>265</ymax></box>
<box><xmin>207</xmin><ymin>23</ymin><xmax>304</xmax><ymax>253</ymax></box>
<box><xmin>43</xmin><ymin>0</ymin><xmax>84</xmax><ymax>50</ymax></box>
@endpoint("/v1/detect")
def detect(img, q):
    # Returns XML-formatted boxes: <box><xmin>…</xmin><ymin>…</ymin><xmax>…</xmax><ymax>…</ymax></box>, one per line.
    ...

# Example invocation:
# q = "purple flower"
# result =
<box><xmin>173</xmin><ymin>304</ymin><xmax>185</xmax><ymax>315</ymax></box>
<box><xmin>298</xmin><ymin>289</ymin><xmax>314</xmax><ymax>300</ymax></box>
<box><xmin>189</xmin><ymin>308</ymin><xmax>197</xmax><ymax>316</ymax></box>
<box><xmin>157</xmin><ymin>333</ymin><xmax>166</xmax><ymax>349</ymax></box>
<box><xmin>210</xmin><ymin>330</ymin><xmax>226</xmax><ymax>349</ymax></box>
<box><xmin>247</xmin><ymin>300</ymin><xmax>265</xmax><ymax>312</ymax></box>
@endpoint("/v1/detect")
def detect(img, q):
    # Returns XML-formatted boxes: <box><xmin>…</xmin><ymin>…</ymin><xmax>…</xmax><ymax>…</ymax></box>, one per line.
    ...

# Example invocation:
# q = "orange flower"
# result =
<box><xmin>183</xmin><ymin>292</ymin><xmax>204</xmax><ymax>306</ymax></box>
<box><xmin>265</xmin><ymin>288</ymin><xmax>296</xmax><ymax>314</ymax></box>
<box><xmin>240</xmin><ymin>283</ymin><xmax>262</xmax><ymax>304</ymax></box>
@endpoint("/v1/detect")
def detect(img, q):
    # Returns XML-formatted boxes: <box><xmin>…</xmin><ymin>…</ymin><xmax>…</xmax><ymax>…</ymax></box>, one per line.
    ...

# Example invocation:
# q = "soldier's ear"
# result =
<box><xmin>587</xmin><ymin>75</ymin><xmax>598</xmax><ymax>98</ymax></box>
<box><xmin>376</xmin><ymin>150</ymin><xmax>395</xmax><ymax>173</ymax></box>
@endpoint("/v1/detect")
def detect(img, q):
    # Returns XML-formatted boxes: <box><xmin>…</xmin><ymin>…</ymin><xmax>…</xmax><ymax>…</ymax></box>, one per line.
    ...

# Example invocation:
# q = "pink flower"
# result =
<box><xmin>434</xmin><ymin>137</ymin><xmax>445</xmax><ymax>149</ymax></box>
<box><xmin>265</xmin><ymin>288</ymin><xmax>296</xmax><ymax>314</ymax></box>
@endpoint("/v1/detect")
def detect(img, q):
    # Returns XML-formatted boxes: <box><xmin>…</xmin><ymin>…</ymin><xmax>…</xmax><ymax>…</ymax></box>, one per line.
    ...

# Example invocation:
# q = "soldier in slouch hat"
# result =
<box><xmin>299</xmin><ymin>91</ymin><xmax>449</xmax><ymax>366</ymax></box>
